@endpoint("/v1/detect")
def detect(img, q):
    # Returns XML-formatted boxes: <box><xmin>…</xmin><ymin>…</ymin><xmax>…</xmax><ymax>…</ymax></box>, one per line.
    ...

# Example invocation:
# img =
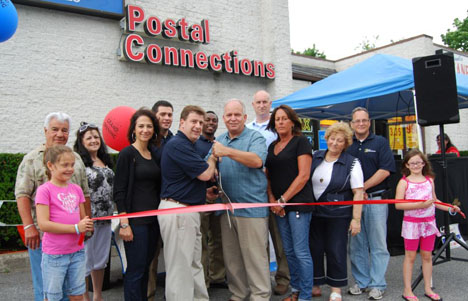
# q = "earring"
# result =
<box><xmin>132</xmin><ymin>133</ymin><xmax>136</xmax><ymax>142</ymax></box>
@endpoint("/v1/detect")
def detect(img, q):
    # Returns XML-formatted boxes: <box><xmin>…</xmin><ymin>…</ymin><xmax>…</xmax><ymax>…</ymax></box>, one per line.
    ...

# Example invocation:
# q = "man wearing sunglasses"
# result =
<box><xmin>15</xmin><ymin>112</ymin><xmax>91</xmax><ymax>301</ymax></box>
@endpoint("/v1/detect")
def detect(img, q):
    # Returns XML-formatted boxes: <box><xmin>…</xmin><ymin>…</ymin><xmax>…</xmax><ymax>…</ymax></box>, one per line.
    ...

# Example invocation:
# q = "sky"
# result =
<box><xmin>288</xmin><ymin>0</ymin><xmax>468</xmax><ymax>60</ymax></box>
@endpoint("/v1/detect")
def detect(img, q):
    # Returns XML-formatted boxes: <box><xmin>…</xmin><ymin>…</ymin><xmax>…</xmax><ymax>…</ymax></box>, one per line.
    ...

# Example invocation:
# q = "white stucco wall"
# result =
<box><xmin>0</xmin><ymin>0</ymin><xmax>292</xmax><ymax>153</ymax></box>
<box><xmin>292</xmin><ymin>79</ymin><xmax>311</xmax><ymax>92</ymax></box>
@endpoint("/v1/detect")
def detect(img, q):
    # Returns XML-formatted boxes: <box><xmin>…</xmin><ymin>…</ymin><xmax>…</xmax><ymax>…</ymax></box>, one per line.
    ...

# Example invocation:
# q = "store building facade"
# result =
<box><xmin>2</xmin><ymin>2</ymin><xmax>467</xmax><ymax>155</ymax></box>
<box><xmin>1</xmin><ymin>0</ymin><xmax>292</xmax><ymax>153</ymax></box>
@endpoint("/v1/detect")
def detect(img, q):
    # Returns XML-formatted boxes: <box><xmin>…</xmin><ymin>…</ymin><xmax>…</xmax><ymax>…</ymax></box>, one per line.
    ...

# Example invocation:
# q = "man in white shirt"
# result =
<box><xmin>246</xmin><ymin>90</ymin><xmax>290</xmax><ymax>296</ymax></box>
<box><xmin>246</xmin><ymin>90</ymin><xmax>277</xmax><ymax>146</ymax></box>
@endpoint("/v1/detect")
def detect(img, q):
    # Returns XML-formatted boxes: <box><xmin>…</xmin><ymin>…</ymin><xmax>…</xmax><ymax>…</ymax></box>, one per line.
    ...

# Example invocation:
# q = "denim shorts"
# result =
<box><xmin>41</xmin><ymin>249</ymin><xmax>86</xmax><ymax>300</ymax></box>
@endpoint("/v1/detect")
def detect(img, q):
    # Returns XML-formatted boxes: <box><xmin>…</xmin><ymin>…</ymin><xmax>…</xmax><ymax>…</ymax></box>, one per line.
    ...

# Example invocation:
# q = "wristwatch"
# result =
<box><xmin>120</xmin><ymin>223</ymin><xmax>129</xmax><ymax>229</ymax></box>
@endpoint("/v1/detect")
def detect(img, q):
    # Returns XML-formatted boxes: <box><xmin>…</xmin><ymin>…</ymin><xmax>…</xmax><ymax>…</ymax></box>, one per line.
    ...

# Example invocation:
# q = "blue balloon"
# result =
<box><xmin>0</xmin><ymin>0</ymin><xmax>18</xmax><ymax>43</ymax></box>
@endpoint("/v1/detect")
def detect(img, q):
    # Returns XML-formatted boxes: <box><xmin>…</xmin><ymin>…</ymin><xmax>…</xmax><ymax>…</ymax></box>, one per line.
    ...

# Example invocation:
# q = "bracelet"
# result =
<box><xmin>74</xmin><ymin>224</ymin><xmax>80</xmax><ymax>235</ymax></box>
<box><xmin>277</xmin><ymin>195</ymin><xmax>286</xmax><ymax>208</ymax></box>
<box><xmin>448</xmin><ymin>208</ymin><xmax>457</xmax><ymax>216</ymax></box>
<box><xmin>352</xmin><ymin>217</ymin><xmax>361</xmax><ymax>222</ymax></box>
<box><xmin>23</xmin><ymin>224</ymin><xmax>34</xmax><ymax>230</ymax></box>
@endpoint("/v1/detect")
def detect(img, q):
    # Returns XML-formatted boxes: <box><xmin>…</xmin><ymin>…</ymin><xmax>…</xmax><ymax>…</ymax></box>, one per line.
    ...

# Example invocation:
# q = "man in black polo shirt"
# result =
<box><xmin>347</xmin><ymin>107</ymin><xmax>395</xmax><ymax>300</ymax></box>
<box><xmin>159</xmin><ymin>105</ymin><xmax>217</xmax><ymax>301</ymax></box>
<box><xmin>194</xmin><ymin>111</ymin><xmax>227</xmax><ymax>289</ymax></box>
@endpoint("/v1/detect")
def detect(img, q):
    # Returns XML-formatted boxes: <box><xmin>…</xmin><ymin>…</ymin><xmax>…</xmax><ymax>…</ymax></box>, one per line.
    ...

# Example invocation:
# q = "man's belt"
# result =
<box><xmin>162</xmin><ymin>198</ymin><xmax>190</xmax><ymax>206</ymax></box>
<box><xmin>367</xmin><ymin>189</ymin><xmax>387</xmax><ymax>198</ymax></box>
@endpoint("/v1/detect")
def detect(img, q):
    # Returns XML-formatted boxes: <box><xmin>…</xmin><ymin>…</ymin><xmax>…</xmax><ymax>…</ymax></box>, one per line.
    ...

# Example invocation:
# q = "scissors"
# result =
<box><xmin>216</xmin><ymin>168</ymin><xmax>234</xmax><ymax>228</ymax></box>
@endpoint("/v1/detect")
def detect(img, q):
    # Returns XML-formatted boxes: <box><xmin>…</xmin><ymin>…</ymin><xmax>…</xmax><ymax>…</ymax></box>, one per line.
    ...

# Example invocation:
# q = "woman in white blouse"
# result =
<box><xmin>309</xmin><ymin>122</ymin><xmax>364</xmax><ymax>301</ymax></box>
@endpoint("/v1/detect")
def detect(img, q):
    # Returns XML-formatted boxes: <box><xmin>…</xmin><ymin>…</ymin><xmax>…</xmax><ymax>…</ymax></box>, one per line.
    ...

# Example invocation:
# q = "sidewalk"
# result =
<box><xmin>1</xmin><ymin>247</ymin><xmax>468</xmax><ymax>300</ymax></box>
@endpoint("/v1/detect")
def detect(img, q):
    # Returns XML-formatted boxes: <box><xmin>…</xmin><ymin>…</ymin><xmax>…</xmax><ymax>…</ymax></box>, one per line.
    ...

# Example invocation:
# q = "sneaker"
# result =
<box><xmin>348</xmin><ymin>284</ymin><xmax>365</xmax><ymax>295</ymax></box>
<box><xmin>368</xmin><ymin>288</ymin><xmax>384</xmax><ymax>300</ymax></box>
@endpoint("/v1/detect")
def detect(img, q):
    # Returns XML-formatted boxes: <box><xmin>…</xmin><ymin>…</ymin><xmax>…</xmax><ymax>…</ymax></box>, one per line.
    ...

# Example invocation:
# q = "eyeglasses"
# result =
<box><xmin>408</xmin><ymin>161</ymin><xmax>425</xmax><ymax>167</ymax></box>
<box><xmin>79</xmin><ymin>122</ymin><xmax>98</xmax><ymax>133</ymax></box>
<box><xmin>351</xmin><ymin>119</ymin><xmax>370</xmax><ymax>124</ymax></box>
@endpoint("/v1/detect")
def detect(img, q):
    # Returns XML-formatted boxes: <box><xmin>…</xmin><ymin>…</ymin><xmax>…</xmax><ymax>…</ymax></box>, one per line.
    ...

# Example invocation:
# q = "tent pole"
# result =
<box><xmin>412</xmin><ymin>89</ymin><xmax>424</xmax><ymax>153</ymax></box>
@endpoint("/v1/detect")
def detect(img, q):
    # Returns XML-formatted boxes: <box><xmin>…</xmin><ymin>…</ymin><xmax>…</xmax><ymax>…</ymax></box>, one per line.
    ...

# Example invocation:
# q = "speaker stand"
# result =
<box><xmin>411</xmin><ymin>124</ymin><xmax>468</xmax><ymax>290</ymax></box>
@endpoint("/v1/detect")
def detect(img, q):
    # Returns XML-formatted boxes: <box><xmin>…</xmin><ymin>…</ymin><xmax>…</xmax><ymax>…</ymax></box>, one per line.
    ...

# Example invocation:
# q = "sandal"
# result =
<box><xmin>424</xmin><ymin>293</ymin><xmax>442</xmax><ymax>301</ymax></box>
<box><xmin>312</xmin><ymin>286</ymin><xmax>322</xmax><ymax>297</ymax></box>
<box><xmin>402</xmin><ymin>295</ymin><xmax>419</xmax><ymax>301</ymax></box>
<box><xmin>329</xmin><ymin>292</ymin><xmax>342</xmax><ymax>301</ymax></box>
<box><xmin>282</xmin><ymin>291</ymin><xmax>299</xmax><ymax>301</ymax></box>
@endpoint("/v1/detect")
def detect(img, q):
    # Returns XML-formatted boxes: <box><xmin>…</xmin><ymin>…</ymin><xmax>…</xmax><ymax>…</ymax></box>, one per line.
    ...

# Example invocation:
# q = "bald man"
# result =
<box><xmin>246</xmin><ymin>90</ymin><xmax>290</xmax><ymax>296</ymax></box>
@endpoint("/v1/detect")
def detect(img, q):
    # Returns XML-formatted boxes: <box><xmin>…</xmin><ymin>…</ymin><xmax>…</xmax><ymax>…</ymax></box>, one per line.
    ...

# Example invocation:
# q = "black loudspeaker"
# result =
<box><xmin>412</xmin><ymin>52</ymin><xmax>459</xmax><ymax>126</ymax></box>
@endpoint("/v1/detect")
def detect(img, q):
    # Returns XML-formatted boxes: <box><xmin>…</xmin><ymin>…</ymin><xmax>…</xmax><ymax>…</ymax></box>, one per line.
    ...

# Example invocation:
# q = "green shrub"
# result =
<box><xmin>0</xmin><ymin>154</ymin><xmax>26</xmax><ymax>250</ymax></box>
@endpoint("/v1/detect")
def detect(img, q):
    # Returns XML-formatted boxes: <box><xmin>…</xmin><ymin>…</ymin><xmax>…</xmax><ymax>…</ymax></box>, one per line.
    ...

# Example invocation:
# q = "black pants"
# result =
<box><xmin>309</xmin><ymin>216</ymin><xmax>350</xmax><ymax>287</ymax></box>
<box><xmin>123</xmin><ymin>222</ymin><xmax>159</xmax><ymax>301</ymax></box>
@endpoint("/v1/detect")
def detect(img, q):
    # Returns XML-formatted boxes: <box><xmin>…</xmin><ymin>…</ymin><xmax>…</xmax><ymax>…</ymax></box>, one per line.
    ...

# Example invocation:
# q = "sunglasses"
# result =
<box><xmin>79</xmin><ymin>122</ymin><xmax>98</xmax><ymax>133</ymax></box>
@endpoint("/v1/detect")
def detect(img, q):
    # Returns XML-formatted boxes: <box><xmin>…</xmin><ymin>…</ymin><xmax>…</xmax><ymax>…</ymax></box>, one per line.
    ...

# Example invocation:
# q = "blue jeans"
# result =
<box><xmin>28</xmin><ymin>244</ymin><xmax>69</xmax><ymax>301</ymax></box>
<box><xmin>349</xmin><ymin>202</ymin><xmax>389</xmax><ymax>290</ymax></box>
<box><xmin>276</xmin><ymin>211</ymin><xmax>313</xmax><ymax>301</ymax></box>
<box><xmin>123</xmin><ymin>223</ymin><xmax>158</xmax><ymax>301</ymax></box>
<box><xmin>41</xmin><ymin>250</ymin><xmax>86</xmax><ymax>300</ymax></box>
<box><xmin>28</xmin><ymin>245</ymin><xmax>44</xmax><ymax>301</ymax></box>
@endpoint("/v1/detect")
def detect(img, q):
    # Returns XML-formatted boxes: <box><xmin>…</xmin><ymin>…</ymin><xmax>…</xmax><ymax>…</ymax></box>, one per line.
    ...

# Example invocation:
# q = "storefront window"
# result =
<box><xmin>387</xmin><ymin>116</ymin><xmax>419</xmax><ymax>151</ymax></box>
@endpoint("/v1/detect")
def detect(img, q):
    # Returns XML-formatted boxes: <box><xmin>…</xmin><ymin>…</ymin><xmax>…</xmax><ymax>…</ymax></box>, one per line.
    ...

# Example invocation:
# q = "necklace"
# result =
<box><xmin>275</xmin><ymin>136</ymin><xmax>293</xmax><ymax>154</ymax></box>
<box><xmin>277</xmin><ymin>142</ymin><xmax>287</xmax><ymax>151</ymax></box>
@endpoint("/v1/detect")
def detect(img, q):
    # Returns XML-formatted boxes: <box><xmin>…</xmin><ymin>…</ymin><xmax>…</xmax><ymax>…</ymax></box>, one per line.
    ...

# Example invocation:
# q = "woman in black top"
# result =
<box><xmin>113</xmin><ymin>108</ymin><xmax>162</xmax><ymax>301</ymax></box>
<box><xmin>265</xmin><ymin>105</ymin><xmax>314</xmax><ymax>301</ymax></box>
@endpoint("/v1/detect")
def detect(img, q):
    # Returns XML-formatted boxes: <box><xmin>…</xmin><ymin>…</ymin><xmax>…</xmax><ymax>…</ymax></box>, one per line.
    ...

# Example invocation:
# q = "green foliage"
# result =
<box><xmin>441</xmin><ymin>12</ymin><xmax>468</xmax><ymax>52</ymax></box>
<box><xmin>355</xmin><ymin>35</ymin><xmax>380</xmax><ymax>52</ymax></box>
<box><xmin>292</xmin><ymin>44</ymin><xmax>327</xmax><ymax>59</ymax></box>
<box><xmin>0</xmin><ymin>154</ymin><xmax>26</xmax><ymax>250</ymax></box>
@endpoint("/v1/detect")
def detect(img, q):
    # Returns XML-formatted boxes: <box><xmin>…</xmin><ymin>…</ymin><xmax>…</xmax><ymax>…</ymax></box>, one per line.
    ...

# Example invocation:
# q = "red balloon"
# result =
<box><xmin>102</xmin><ymin>106</ymin><xmax>136</xmax><ymax>151</ymax></box>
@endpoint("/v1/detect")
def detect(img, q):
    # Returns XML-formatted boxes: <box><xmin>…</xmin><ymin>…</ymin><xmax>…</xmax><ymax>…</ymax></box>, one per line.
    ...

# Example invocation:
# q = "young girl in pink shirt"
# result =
<box><xmin>36</xmin><ymin>145</ymin><xmax>93</xmax><ymax>301</ymax></box>
<box><xmin>395</xmin><ymin>149</ymin><xmax>460</xmax><ymax>301</ymax></box>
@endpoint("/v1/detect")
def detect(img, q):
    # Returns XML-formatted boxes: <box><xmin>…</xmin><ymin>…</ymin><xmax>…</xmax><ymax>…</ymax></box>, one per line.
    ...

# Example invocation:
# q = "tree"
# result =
<box><xmin>441</xmin><ymin>11</ymin><xmax>468</xmax><ymax>52</ymax></box>
<box><xmin>292</xmin><ymin>44</ymin><xmax>326</xmax><ymax>59</ymax></box>
<box><xmin>355</xmin><ymin>35</ymin><xmax>380</xmax><ymax>52</ymax></box>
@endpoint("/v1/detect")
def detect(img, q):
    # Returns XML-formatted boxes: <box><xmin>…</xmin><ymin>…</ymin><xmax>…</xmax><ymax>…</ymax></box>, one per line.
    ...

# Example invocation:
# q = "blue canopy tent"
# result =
<box><xmin>274</xmin><ymin>54</ymin><xmax>468</xmax><ymax>120</ymax></box>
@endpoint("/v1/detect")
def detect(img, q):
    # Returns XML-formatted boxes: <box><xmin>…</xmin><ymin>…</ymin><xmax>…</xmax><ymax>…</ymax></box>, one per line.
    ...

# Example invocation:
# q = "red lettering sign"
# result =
<box><xmin>146</xmin><ymin>44</ymin><xmax>162</xmax><ymax>64</ymax></box>
<box><xmin>123</xmin><ymin>34</ymin><xmax>144</xmax><ymax>62</ymax></box>
<box><xmin>126</xmin><ymin>5</ymin><xmax>144</xmax><ymax>32</ymax></box>
<box><xmin>121</xmin><ymin>5</ymin><xmax>275</xmax><ymax>79</ymax></box>
<box><xmin>145</xmin><ymin>16</ymin><xmax>162</xmax><ymax>36</ymax></box>
<box><xmin>195</xmin><ymin>52</ymin><xmax>209</xmax><ymax>70</ymax></box>
<box><xmin>163</xmin><ymin>19</ymin><xmax>177</xmax><ymax>39</ymax></box>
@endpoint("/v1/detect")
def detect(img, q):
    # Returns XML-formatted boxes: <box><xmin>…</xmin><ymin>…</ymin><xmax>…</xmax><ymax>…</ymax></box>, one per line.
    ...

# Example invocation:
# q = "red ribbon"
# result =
<box><xmin>92</xmin><ymin>199</ymin><xmax>465</xmax><ymax>221</ymax></box>
<box><xmin>78</xmin><ymin>233</ymin><xmax>85</xmax><ymax>246</ymax></box>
